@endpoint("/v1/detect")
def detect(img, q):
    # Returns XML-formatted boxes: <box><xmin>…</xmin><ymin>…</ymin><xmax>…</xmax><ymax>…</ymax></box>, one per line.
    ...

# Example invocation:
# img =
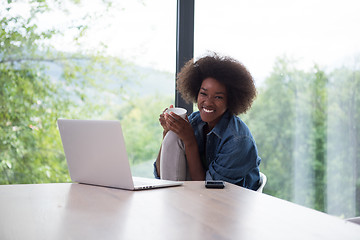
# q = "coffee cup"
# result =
<box><xmin>165</xmin><ymin>107</ymin><xmax>187</xmax><ymax>119</ymax></box>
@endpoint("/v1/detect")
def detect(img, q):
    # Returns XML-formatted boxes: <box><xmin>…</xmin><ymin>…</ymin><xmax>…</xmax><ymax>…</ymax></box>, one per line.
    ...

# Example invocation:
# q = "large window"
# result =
<box><xmin>195</xmin><ymin>0</ymin><xmax>360</xmax><ymax>218</ymax></box>
<box><xmin>2</xmin><ymin>0</ymin><xmax>359</xmax><ymax>219</ymax></box>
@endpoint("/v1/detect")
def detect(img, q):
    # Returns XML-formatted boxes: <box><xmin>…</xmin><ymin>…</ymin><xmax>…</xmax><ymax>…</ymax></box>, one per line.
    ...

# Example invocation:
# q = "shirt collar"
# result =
<box><xmin>207</xmin><ymin>110</ymin><xmax>231</xmax><ymax>139</ymax></box>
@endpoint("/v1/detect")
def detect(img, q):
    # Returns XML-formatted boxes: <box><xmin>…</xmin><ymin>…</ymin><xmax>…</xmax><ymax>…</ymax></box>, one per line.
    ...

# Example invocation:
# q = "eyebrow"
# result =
<box><xmin>200</xmin><ymin>87</ymin><xmax>226</xmax><ymax>95</ymax></box>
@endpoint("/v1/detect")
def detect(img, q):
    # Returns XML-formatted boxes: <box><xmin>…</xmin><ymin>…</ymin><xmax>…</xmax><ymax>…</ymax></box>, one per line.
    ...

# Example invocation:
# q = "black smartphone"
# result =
<box><xmin>205</xmin><ymin>180</ymin><xmax>225</xmax><ymax>189</ymax></box>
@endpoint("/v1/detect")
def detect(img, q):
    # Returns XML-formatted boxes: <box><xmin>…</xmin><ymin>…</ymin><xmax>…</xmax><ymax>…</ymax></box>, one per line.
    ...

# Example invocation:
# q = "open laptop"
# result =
<box><xmin>57</xmin><ymin>119</ymin><xmax>183</xmax><ymax>190</ymax></box>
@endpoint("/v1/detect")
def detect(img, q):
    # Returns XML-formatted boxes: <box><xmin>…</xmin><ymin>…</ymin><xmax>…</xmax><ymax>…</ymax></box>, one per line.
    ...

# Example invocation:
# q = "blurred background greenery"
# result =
<box><xmin>1</xmin><ymin>0</ymin><xmax>359</xmax><ymax>219</ymax></box>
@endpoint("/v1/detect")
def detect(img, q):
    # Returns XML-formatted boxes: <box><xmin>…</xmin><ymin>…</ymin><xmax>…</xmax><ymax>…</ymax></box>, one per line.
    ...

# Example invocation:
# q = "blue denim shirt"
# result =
<box><xmin>189</xmin><ymin>110</ymin><xmax>261</xmax><ymax>190</ymax></box>
<box><xmin>154</xmin><ymin>110</ymin><xmax>261</xmax><ymax>190</ymax></box>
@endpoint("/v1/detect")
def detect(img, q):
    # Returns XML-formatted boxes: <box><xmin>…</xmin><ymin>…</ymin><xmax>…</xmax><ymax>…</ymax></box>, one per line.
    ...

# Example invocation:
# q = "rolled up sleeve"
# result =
<box><xmin>207</xmin><ymin>136</ymin><xmax>260</xmax><ymax>190</ymax></box>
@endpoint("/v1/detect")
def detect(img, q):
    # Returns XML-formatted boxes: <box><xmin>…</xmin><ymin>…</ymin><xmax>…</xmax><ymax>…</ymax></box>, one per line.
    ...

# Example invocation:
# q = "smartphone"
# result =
<box><xmin>205</xmin><ymin>180</ymin><xmax>225</xmax><ymax>189</ymax></box>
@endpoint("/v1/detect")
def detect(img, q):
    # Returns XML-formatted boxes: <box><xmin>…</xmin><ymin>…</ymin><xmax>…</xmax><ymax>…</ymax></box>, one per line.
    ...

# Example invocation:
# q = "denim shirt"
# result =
<box><xmin>189</xmin><ymin>110</ymin><xmax>261</xmax><ymax>190</ymax></box>
<box><xmin>154</xmin><ymin>110</ymin><xmax>261</xmax><ymax>190</ymax></box>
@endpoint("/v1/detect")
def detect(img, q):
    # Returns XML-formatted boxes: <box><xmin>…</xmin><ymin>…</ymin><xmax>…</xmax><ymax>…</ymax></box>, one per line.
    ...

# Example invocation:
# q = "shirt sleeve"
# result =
<box><xmin>207</xmin><ymin>135</ymin><xmax>260</xmax><ymax>190</ymax></box>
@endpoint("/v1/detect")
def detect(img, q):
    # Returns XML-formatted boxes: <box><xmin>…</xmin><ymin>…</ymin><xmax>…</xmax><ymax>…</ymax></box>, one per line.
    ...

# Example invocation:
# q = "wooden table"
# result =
<box><xmin>0</xmin><ymin>182</ymin><xmax>359</xmax><ymax>240</ymax></box>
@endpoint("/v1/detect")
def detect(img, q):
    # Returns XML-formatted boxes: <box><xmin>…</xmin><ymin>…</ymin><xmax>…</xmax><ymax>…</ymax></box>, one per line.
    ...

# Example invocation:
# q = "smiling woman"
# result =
<box><xmin>155</xmin><ymin>53</ymin><xmax>261</xmax><ymax>191</ymax></box>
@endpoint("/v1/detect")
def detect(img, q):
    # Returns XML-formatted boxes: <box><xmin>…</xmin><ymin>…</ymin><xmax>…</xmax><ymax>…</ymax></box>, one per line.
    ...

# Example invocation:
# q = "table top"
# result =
<box><xmin>0</xmin><ymin>182</ymin><xmax>359</xmax><ymax>240</ymax></box>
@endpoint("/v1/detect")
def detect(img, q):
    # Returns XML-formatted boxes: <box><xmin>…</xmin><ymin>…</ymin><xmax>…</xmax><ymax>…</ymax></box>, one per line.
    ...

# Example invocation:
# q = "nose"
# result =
<box><xmin>204</xmin><ymin>95</ymin><xmax>214</xmax><ymax>106</ymax></box>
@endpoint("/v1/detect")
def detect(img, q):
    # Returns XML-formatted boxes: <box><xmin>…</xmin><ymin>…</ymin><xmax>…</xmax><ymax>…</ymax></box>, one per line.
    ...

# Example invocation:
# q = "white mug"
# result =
<box><xmin>166</xmin><ymin>107</ymin><xmax>187</xmax><ymax>119</ymax></box>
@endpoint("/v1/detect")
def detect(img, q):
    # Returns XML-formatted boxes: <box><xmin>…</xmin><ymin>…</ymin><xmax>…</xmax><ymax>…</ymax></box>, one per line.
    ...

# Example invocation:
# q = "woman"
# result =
<box><xmin>154</xmin><ymin>53</ymin><xmax>261</xmax><ymax>190</ymax></box>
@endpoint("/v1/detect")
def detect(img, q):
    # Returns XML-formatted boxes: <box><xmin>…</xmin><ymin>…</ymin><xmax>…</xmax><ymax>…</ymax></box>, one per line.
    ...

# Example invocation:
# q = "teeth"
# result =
<box><xmin>203</xmin><ymin>108</ymin><xmax>214</xmax><ymax>113</ymax></box>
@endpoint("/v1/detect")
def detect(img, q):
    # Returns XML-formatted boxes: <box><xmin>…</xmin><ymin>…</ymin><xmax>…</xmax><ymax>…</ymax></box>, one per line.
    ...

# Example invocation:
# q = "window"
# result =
<box><xmin>195</xmin><ymin>0</ymin><xmax>360</xmax><ymax>218</ymax></box>
<box><xmin>3</xmin><ymin>0</ymin><xmax>359</xmax><ymax>219</ymax></box>
<box><xmin>1</xmin><ymin>0</ymin><xmax>176</xmax><ymax>183</ymax></box>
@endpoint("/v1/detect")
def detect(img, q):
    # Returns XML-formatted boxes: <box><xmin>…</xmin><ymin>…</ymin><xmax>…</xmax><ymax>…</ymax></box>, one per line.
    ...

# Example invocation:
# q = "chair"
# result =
<box><xmin>257</xmin><ymin>172</ymin><xmax>267</xmax><ymax>193</ymax></box>
<box><xmin>346</xmin><ymin>217</ymin><xmax>360</xmax><ymax>225</ymax></box>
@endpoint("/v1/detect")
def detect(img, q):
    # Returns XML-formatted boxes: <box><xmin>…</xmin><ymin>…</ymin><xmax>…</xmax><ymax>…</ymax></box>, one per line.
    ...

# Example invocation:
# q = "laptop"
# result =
<box><xmin>57</xmin><ymin>119</ymin><xmax>183</xmax><ymax>190</ymax></box>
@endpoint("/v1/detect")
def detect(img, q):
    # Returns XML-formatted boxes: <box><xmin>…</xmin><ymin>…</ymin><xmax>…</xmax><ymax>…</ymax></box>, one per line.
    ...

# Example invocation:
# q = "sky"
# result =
<box><xmin>194</xmin><ymin>0</ymin><xmax>360</xmax><ymax>81</ymax></box>
<box><xmin>7</xmin><ymin>0</ymin><xmax>360</xmax><ymax>84</ymax></box>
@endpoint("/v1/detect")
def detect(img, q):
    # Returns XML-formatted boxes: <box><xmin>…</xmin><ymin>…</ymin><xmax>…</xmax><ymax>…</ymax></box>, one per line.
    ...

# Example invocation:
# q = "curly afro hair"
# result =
<box><xmin>176</xmin><ymin>52</ymin><xmax>257</xmax><ymax>115</ymax></box>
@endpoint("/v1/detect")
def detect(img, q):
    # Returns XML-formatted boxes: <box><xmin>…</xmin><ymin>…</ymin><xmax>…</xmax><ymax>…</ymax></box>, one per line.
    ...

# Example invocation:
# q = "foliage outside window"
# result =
<box><xmin>1</xmin><ymin>0</ymin><xmax>359</xmax><ymax>219</ymax></box>
<box><xmin>0</xmin><ymin>0</ymin><xmax>172</xmax><ymax>183</ymax></box>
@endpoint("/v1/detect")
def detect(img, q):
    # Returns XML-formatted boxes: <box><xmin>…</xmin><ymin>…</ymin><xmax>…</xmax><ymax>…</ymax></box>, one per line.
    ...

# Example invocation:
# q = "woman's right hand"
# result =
<box><xmin>159</xmin><ymin>104</ymin><xmax>173</xmax><ymax>137</ymax></box>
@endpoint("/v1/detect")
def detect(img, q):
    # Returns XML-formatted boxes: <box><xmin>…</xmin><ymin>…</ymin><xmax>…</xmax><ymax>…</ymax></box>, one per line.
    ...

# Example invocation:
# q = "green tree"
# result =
<box><xmin>309</xmin><ymin>65</ymin><xmax>328</xmax><ymax>212</ymax></box>
<box><xmin>116</xmin><ymin>95</ymin><xmax>173</xmax><ymax>166</ymax></box>
<box><xmin>326</xmin><ymin>61</ymin><xmax>360</xmax><ymax>217</ymax></box>
<box><xmin>244</xmin><ymin>55</ymin><xmax>359</xmax><ymax>217</ymax></box>
<box><xmin>0</xmin><ymin>0</ymin><xmax>127</xmax><ymax>184</ymax></box>
<box><xmin>244</xmin><ymin>56</ymin><xmax>297</xmax><ymax>200</ymax></box>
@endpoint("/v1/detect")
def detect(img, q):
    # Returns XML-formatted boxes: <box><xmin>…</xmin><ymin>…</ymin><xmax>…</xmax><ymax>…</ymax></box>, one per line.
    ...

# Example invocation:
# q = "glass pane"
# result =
<box><xmin>195</xmin><ymin>0</ymin><xmax>360</xmax><ymax>218</ymax></box>
<box><xmin>1</xmin><ymin>0</ymin><xmax>175</xmax><ymax>183</ymax></box>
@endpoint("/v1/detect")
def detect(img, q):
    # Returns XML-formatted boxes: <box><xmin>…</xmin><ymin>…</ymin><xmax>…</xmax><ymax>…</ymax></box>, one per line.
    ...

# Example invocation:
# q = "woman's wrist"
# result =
<box><xmin>182</xmin><ymin>132</ymin><xmax>197</xmax><ymax>147</ymax></box>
